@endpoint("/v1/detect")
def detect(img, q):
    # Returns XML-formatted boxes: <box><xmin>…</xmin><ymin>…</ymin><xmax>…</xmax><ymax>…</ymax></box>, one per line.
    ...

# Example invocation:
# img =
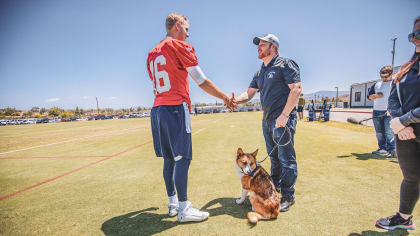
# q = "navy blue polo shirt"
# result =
<box><xmin>249</xmin><ymin>55</ymin><xmax>301</xmax><ymax>121</ymax></box>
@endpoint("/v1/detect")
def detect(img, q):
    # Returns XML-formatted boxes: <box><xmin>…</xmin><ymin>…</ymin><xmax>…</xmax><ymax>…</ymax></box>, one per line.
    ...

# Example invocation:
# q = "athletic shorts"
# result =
<box><xmin>151</xmin><ymin>102</ymin><xmax>192</xmax><ymax>160</ymax></box>
<box><xmin>297</xmin><ymin>106</ymin><xmax>303</xmax><ymax>112</ymax></box>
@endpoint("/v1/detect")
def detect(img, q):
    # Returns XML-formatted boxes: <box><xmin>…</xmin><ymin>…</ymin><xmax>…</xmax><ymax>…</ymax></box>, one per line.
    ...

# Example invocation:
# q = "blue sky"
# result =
<box><xmin>1</xmin><ymin>0</ymin><xmax>419</xmax><ymax>110</ymax></box>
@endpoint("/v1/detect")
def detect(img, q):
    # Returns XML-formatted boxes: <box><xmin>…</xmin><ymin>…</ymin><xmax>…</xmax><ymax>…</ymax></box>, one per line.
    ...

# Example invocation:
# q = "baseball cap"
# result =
<box><xmin>253</xmin><ymin>34</ymin><xmax>279</xmax><ymax>48</ymax></box>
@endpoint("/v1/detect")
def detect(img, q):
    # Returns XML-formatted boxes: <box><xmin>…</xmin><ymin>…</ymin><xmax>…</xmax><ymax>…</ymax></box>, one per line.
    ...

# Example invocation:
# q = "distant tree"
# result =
<box><xmin>61</xmin><ymin>111</ymin><xmax>73</xmax><ymax>118</ymax></box>
<box><xmin>105</xmin><ymin>108</ymin><xmax>114</xmax><ymax>114</ymax></box>
<box><xmin>40</xmin><ymin>107</ymin><xmax>47</xmax><ymax>115</ymax></box>
<box><xmin>137</xmin><ymin>106</ymin><xmax>142</xmax><ymax>112</ymax></box>
<box><xmin>48</xmin><ymin>107</ymin><xmax>61</xmax><ymax>117</ymax></box>
<box><xmin>34</xmin><ymin>114</ymin><xmax>42</xmax><ymax>118</ymax></box>
<box><xmin>30</xmin><ymin>107</ymin><xmax>40</xmax><ymax>113</ymax></box>
<box><xmin>75</xmin><ymin>106</ymin><xmax>80</xmax><ymax>115</ymax></box>
<box><xmin>23</xmin><ymin>111</ymin><xmax>33</xmax><ymax>118</ymax></box>
<box><xmin>4</xmin><ymin>107</ymin><xmax>17</xmax><ymax>116</ymax></box>
<box><xmin>80</xmin><ymin>109</ymin><xmax>85</xmax><ymax>115</ymax></box>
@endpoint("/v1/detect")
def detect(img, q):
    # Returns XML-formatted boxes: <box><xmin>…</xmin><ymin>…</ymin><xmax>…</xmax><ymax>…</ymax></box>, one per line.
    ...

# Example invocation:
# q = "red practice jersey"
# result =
<box><xmin>147</xmin><ymin>38</ymin><xmax>198</xmax><ymax>110</ymax></box>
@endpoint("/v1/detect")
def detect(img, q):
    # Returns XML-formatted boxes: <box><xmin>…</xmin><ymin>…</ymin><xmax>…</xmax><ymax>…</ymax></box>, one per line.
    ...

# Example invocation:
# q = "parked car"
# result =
<box><xmin>23</xmin><ymin>119</ymin><xmax>37</xmax><ymax>124</ymax></box>
<box><xmin>37</xmin><ymin>118</ymin><xmax>49</xmax><ymax>123</ymax></box>
<box><xmin>94</xmin><ymin>115</ymin><xmax>106</xmax><ymax>120</ymax></box>
<box><xmin>0</xmin><ymin>120</ymin><xmax>7</xmax><ymax>126</ymax></box>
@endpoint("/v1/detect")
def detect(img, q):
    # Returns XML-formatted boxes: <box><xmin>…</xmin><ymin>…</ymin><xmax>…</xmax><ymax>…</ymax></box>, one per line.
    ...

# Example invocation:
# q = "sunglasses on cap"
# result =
<box><xmin>408</xmin><ymin>30</ymin><xmax>420</xmax><ymax>42</ymax></box>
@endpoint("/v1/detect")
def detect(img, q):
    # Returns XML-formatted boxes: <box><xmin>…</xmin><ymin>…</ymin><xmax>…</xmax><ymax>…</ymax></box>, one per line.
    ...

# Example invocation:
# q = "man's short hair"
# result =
<box><xmin>380</xmin><ymin>65</ymin><xmax>393</xmax><ymax>75</ymax></box>
<box><xmin>166</xmin><ymin>12</ymin><xmax>188</xmax><ymax>32</ymax></box>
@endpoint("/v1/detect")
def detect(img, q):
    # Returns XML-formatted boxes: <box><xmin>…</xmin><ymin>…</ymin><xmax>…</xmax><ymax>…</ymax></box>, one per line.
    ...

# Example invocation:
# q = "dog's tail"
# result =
<box><xmin>248</xmin><ymin>212</ymin><xmax>263</xmax><ymax>224</ymax></box>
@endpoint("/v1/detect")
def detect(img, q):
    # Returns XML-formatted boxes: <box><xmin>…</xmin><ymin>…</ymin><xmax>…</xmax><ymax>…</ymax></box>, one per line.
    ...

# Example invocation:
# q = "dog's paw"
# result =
<box><xmin>236</xmin><ymin>198</ymin><xmax>245</xmax><ymax>205</ymax></box>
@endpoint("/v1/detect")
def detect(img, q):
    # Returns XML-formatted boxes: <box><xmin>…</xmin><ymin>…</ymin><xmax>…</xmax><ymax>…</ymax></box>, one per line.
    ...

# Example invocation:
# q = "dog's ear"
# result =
<box><xmin>237</xmin><ymin>148</ymin><xmax>244</xmax><ymax>157</ymax></box>
<box><xmin>251</xmin><ymin>149</ymin><xmax>258</xmax><ymax>157</ymax></box>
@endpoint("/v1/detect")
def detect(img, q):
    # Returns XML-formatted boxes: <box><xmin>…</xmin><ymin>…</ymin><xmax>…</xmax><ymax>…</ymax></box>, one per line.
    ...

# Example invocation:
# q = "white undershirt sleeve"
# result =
<box><xmin>186</xmin><ymin>66</ymin><xmax>207</xmax><ymax>85</ymax></box>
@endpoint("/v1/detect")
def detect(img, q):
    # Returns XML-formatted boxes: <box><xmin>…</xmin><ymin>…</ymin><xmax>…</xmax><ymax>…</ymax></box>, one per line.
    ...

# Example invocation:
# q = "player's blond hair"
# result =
<box><xmin>166</xmin><ymin>12</ymin><xmax>188</xmax><ymax>32</ymax></box>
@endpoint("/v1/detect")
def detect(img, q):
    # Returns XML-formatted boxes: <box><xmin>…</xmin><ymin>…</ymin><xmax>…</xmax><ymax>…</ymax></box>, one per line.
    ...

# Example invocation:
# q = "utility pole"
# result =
<box><xmin>391</xmin><ymin>38</ymin><xmax>397</xmax><ymax>71</ymax></box>
<box><xmin>96</xmin><ymin>97</ymin><xmax>99</xmax><ymax>115</ymax></box>
<box><xmin>335</xmin><ymin>86</ymin><xmax>339</xmax><ymax>108</ymax></box>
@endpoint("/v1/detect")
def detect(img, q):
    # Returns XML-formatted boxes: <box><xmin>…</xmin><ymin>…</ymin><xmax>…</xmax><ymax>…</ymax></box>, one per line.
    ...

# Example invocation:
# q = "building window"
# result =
<box><xmin>355</xmin><ymin>92</ymin><xmax>361</xmax><ymax>102</ymax></box>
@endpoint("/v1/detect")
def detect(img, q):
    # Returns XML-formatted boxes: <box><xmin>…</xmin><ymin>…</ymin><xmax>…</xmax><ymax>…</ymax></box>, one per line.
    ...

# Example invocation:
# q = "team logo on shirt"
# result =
<box><xmin>267</xmin><ymin>71</ymin><xmax>276</xmax><ymax>79</ymax></box>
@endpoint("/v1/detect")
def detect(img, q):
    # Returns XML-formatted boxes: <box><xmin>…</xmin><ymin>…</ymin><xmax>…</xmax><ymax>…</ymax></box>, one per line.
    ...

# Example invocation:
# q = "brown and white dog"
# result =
<box><xmin>235</xmin><ymin>148</ymin><xmax>280</xmax><ymax>224</ymax></box>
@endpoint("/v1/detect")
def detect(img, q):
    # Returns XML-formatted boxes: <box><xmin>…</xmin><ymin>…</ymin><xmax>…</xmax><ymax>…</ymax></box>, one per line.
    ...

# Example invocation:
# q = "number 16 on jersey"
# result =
<box><xmin>149</xmin><ymin>55</ymin><xmax>171</xmax><ymax>94</ymax></box>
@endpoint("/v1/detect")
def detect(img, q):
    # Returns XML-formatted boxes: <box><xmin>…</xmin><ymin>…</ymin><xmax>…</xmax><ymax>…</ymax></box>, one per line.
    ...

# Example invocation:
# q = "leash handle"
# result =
<box><xmin>258</xmin><ymin>125</ymin><xmax>292</xmax><ymax>164</ymax></box>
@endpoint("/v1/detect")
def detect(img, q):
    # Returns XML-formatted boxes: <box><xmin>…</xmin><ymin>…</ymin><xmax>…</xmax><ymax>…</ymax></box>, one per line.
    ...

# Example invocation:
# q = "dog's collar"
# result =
<box><xmin>248</xmin><ymin>163</ymin><xmax>259</xmax><ymax>177</ymax></box>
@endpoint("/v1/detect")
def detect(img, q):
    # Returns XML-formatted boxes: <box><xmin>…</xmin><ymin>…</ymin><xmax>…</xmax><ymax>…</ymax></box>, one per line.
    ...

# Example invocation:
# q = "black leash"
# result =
<box><xmin>258</xmin><ymin>126</ymin><xmax>292</xmax><ymax>164</ymax></box>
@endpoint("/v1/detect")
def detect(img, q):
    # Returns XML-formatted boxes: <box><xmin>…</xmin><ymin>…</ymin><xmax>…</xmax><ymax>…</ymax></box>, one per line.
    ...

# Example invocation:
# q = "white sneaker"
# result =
<box><xmin>168</xmin><ymin>203</ymin><xmax>178</xmax><ymax>217</ymax></box>
<box><xmin>177</xmin><ymin>201</ymin><xmax>209</xmax><ymax>222</ymax></box>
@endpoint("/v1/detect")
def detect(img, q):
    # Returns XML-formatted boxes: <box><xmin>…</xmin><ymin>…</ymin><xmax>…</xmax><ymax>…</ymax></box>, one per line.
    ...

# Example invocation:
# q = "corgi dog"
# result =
<box><xmin>234</xmin><ymin>148</ymin><xmax>280</xmax><ymax>224</ymax></box>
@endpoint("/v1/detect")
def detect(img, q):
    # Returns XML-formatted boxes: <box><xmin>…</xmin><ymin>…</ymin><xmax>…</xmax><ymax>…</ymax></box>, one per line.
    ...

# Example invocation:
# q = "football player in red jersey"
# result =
<box><xmin>147</xmin><ymin>12</ymin><xmax>234</xmax><ymax>223</ymax></box>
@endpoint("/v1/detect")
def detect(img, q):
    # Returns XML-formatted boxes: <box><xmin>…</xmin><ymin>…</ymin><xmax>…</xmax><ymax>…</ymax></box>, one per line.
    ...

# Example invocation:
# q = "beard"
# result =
<box><xmin>258</xmin><ymin>49</ymin><xmax>271</xmax><ymax>59</ymax></box>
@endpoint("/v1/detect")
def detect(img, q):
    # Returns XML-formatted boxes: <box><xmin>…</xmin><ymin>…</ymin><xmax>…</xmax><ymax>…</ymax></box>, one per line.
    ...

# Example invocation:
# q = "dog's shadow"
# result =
<box><xmin>200</xmin><ymin>197</ymin><xmax>249</xmax><ymax>220</ymax></box>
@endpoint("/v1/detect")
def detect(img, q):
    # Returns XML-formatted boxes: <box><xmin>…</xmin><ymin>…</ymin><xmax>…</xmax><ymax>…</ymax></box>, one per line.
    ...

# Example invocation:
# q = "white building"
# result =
<box><xmin>349</xmin><ymin>80</ymin><xmax>378</xmax><ymax>108</ymax></box>
<box><xmin>349</xmin><ymin>66</ymin><xmax>400</xmax><ymax>108</ymax></box>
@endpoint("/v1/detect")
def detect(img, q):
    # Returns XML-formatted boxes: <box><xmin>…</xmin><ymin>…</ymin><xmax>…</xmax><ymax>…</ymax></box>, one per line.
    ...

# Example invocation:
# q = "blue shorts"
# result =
<box><xmin>297</xmin><ymin>106</ymin><xmax>303</xmax><ymax>112</ymax></box>
<box><xmin>151</xmin><ymin>103</ymin><xmax>192</xmax><ymax>160</ymax></box>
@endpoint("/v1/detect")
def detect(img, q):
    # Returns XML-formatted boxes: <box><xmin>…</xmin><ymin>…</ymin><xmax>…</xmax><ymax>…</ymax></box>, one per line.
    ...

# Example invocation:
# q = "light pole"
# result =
<box><xmin>391</xmin><ymin>38</ymin><xmax>397</xmax><ymax>71</ymax></box>
<box><xmin>335</xmin><ymin>86</ymin><xmax>338</xmax><ymax>107</ymax></box>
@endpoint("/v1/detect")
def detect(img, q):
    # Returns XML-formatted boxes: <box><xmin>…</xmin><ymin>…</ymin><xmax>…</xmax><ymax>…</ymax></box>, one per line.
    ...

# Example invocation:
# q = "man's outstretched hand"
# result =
<box><xmin>223</xmin><ymin>92</ymin><xmax>237</xmax><ymax>112</ymax></box>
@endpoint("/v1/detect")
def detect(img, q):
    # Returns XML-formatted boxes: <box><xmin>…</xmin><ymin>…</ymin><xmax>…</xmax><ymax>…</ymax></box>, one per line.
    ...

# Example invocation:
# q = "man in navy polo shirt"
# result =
<box><xmin>233</xmin><ymin>34</ymin><xmax>302</xmax><ymax>212</ymax></box>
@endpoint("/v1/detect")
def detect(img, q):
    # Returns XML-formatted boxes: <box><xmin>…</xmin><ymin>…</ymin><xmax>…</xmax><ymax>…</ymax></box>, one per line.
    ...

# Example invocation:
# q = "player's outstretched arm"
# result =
<box><xmin>186</xmin><ymin>66</ymin><xmax>233</xmax><ymax>110</ymax></box>
<box><xmin>199</xmin><ymin>80</ymin><xmax>231</xmax><ymax>107</ymax></box>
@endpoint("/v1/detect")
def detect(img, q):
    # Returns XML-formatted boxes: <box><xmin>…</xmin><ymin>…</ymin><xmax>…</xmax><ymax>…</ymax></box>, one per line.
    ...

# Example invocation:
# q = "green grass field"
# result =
<box><xmin>0</xmin><ymin>112</ymin><xmax>418</xmax><ymax>236</ymax></box>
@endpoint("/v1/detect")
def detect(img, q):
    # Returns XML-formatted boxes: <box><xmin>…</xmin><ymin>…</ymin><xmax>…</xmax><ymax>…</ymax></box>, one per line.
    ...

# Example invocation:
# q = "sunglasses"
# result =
<box><xmin>380</xmin><ymin>70</ymin><xmax>392</xmax><ymax>78</ymax></box>
<box><xmin>408</xmin><ymin>30</ymin><xmax>420</xmax><ymax>41</ymax></box>
<box><xmin>380</xmin><ymin>73</ymin><xmax>392</xmax><ymax>79</ymax></box>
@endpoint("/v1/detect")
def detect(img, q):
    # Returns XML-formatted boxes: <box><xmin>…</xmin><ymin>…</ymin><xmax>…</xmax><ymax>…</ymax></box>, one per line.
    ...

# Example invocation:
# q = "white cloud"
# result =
<box><xmin>109</xmin><ymin>96</ymin><xmax>117</xmax><ymax>100</ymax></box>
<box><xmin>83</xmin><ymin>96</ymin><xmax>92</xmax><ymax>99</ymax></box>
<box><xmin>46</xmin><ymin>98</ymin><xmax>60</xmax><ymax>102</ymax></box>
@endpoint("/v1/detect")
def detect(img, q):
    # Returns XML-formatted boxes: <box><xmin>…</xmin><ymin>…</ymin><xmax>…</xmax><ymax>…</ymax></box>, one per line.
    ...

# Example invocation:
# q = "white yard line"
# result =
<box><xmin>192</xmin><ymin>128</ymin><xmax>206</xmax><ymax>135</ymax></box>
<box><xmin>0</xmin><ymin>127</ymin><xmax>142</xmax><ymax>155</ymax></box>
<box><xmin>212</xmin><ymin>114</ymin><xmax>232</xmax><ymax>123</ymax></box>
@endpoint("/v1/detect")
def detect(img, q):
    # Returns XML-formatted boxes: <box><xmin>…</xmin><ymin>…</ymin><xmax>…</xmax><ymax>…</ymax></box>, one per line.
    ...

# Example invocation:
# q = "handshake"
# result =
<box><xmin>223</xmin><ymin>93</ymin><xmax>239</xmax><ymax>112</ymax></box>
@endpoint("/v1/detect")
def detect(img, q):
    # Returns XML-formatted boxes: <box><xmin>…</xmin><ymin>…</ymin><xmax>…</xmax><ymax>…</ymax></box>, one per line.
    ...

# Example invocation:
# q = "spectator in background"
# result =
<box><xmin>376</xmin><ymin>15</ymin><xmax>420</xmax><ymax>231</ymax></box>
<box><xmin>297</xmin><ymin>93</ymin><xmax>305</xmax><ymax>120</ymax></box>
<box><xmin>367</xmin><ymin>65</ymin><xmax>396</xmax><ymax>158</ymax></box>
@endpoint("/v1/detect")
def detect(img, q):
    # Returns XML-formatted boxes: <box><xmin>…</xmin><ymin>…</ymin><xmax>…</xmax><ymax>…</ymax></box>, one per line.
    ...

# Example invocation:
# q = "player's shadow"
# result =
<box><xmin>101</xmin><ymin>207</ymin><xmax>178</xmax><ymax>236</ymax></box>
<box><xmin>348</xmin><ymin>229</ymin><xmax>408</xmax><ymax>236</ymax></box>
<box><xmin>200</xmin><ymin>197</ymin><xmax>248</xmax><ymax>220</ymax></box>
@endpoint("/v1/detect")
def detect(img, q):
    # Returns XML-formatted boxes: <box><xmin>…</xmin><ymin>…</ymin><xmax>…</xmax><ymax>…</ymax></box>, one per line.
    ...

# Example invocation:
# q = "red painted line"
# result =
<box><xmin>0</xmin><ymin>156</ymin><xmax>108</xmax><ymax>160</ymax></box>
<box><xmin>330</xmin><ymin>110</ymin><xmax>372</xmax><ymax>114</ymax></box>
<box><xmin>0</xmin><ymin>141</ymin><xmax>152</xmax><ymax>201</ymax></box>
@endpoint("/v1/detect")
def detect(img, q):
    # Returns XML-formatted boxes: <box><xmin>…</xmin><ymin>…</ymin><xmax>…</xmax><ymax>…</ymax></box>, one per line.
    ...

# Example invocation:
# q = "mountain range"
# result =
<box><xmin>304</xmin><ymin>90</ymin><xmax>349</xmax><ymax>101</ymax></box>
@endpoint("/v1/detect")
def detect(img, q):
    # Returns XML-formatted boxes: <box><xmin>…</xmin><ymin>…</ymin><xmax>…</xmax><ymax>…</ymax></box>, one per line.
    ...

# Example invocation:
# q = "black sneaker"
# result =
<box><xmin>376</xmin><ymin>212</ymin><xmax>416</xmax><ymax>230</ymax></box>
<box><xmin>280</xmin><ymin>197</ymin><xmax>295</xmax><ymax>212</ymax></box>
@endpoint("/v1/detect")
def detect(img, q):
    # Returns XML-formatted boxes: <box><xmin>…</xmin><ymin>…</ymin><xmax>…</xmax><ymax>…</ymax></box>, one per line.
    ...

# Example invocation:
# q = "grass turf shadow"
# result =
<box><xmin>101</xmin><ymin>207</ymin><xmax>180</xmax><ymax>236</ymax></box>
<box><xmin>348</xmin><ymin>229</ymin><xmax>409</xmax><ymax>236</ymax></box>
